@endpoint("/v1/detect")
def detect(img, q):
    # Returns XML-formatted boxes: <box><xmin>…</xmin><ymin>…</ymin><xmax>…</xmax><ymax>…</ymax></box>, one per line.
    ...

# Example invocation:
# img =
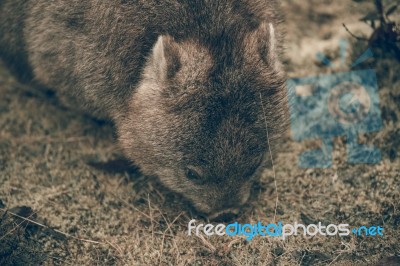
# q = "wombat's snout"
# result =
<box><xmin>192</xmin><ymin>185</ymin><xmax>252</xmax><ymax>220</ymax></box>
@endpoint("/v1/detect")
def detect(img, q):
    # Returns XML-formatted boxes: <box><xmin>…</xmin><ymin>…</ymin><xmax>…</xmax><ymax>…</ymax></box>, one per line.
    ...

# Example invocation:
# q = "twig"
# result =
<box><xmin>0</xmin><ymin>209</ymin><xmax>40</xmax><ymax>241</ymax></box>
<box><xmin>158</xmin><ymin>211</ymin><xmax>184</xmax><ymax>264</ymax></box>
<box><xmin>0</xmin><ymin>134</ymin><xmax>88</xmax><ymax>144</ymax></box>
<box><xmin>342</xmin><ymin>23</ymin><xmax>369</xmax><ymax>41</ymax></box>
<box><xmin>1</xmin><ymin>209</ymin><xmax>111</xmax><ymax>246</ymax></box>
<box><xmin>227</xmin><ymin>238</ymin><xmax>241</xmax><ymax>249</ymax></box>
<box><xmin>196</xmin><ymin>234</ymin><xmax>216</xmax><ymax>252</ymax></box>
<box><xmin>147</xmin><ymin>193</ymin><xmax>155</xmax><ymax>244</ymax></box>
<box><xmin>259</xmin><ymin>93</ymin><xmax>279</xmax><ymax>223</ymax></box>
<box><xmin>109</xmin><ymin>192</ymin><xmax>160</xmax><ymax>224</ymax></box>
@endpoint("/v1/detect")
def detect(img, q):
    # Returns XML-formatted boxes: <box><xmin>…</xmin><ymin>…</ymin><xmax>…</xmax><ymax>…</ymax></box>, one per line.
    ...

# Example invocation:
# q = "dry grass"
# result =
<box><xmin>0</xmin><ymin>0</ymin><xmax>399</xmax><ymax>265</ymax></box>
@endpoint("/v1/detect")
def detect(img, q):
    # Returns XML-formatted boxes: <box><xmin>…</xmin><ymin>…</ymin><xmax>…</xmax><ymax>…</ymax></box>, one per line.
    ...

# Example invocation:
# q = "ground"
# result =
<box><xmin>0</xmin><ymin>0</ymin><xmax>399</xmax><ymax>265</ymax></box>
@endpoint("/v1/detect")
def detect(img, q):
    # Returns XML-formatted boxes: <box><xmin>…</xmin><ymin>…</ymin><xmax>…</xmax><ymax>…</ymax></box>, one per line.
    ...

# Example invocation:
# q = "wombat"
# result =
<box><xmin>0</xmin><ymin>0</ymin><xmax>287</xmax><ymax>219</ymax></box>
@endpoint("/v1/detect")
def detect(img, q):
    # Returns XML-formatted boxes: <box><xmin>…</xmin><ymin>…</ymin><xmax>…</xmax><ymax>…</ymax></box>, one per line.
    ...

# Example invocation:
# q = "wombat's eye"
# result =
<box><xmin>185</xmin><ymin>167</ymin><xmax>204</xmax><ymax>183</ymax></box>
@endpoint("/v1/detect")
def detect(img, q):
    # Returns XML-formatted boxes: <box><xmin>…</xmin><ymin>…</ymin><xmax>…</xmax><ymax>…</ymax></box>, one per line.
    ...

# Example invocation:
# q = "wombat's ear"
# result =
<box><xmin>150</xmin><ymin>35</ymin><xmax>181</xmax><ymax>81</ymax></box>
<box><xmin>245</xmin><ymin>22</ymin><xmax>279</xmax><ymax>68</ymax></box>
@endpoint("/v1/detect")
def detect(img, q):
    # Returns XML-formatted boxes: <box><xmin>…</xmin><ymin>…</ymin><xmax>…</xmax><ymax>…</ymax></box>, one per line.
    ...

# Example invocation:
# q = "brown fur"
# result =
<box><xmin>0</xmin><ymin>0</ymin><xmax>288</xmax><ymax>217</ymax></box>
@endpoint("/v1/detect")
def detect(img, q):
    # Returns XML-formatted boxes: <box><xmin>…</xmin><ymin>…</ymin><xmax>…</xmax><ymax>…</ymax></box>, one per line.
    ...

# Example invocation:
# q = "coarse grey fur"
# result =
<box><xmin>0</xmin><ymin>0</ymin><xmax>288</xmax><ymax>218</ymax></box>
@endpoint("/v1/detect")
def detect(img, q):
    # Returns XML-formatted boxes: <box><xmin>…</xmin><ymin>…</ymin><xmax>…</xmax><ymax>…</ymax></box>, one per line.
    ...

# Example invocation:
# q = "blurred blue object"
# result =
<box><xmin>287</xmin><ymin>69</ymin><xmax>382</xmax><ymax>168</ymax></box>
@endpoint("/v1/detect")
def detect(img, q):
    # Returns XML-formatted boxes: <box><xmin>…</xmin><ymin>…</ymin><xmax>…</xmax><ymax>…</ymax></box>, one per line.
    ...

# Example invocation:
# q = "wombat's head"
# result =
<box><xmin>118</xmin><ymin>23</ymin><xmax>286</xmax><ymax>219</ymax></box>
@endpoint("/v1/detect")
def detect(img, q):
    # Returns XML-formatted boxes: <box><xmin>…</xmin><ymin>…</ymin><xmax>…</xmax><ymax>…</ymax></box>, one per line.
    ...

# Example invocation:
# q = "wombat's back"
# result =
<box><xmin>0</xmin><ymin>0</ymin><xmax>283</xmax><ymax>118</ymax></box>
